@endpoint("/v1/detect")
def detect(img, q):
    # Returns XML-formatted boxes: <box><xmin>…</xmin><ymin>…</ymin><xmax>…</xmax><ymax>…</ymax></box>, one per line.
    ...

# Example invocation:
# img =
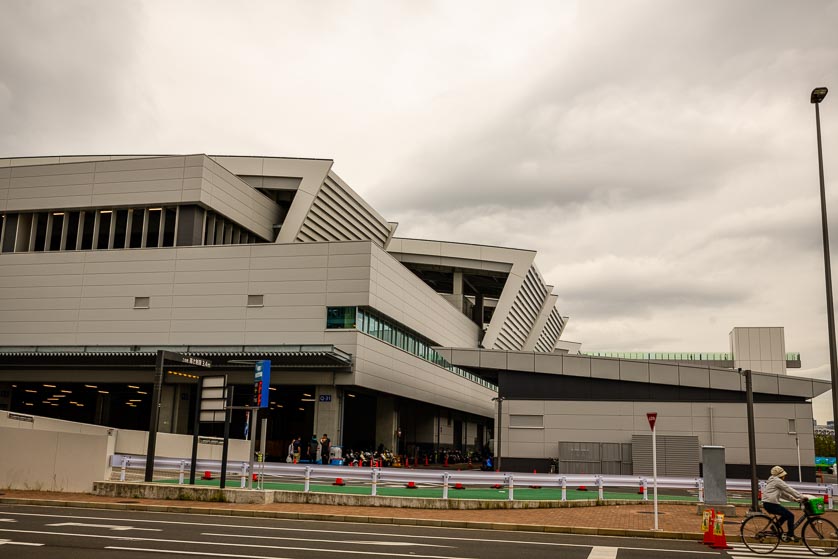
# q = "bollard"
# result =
<box><xmin>642</xmin><ymin>478</ymin><xmax>649</xmax><ymax>501</ymax></box>
<box><xmin>561</xmin><ymin>476</ymin><xmax>567</xmax><ymax>501</ymax></box>
<box><xmin>597</xmin><ymin>475</ymin><xmax>604</xmax><ymax>500</ymax></box>
<box><xmin>178</xmin><ymin>461</ymin><xmax>185</xmax><ymax>485</ymax></box>
<box><xmin>829</xmin><ymin>485</ymin><xmax>835</xmax><ymax>511</ymax></box>
<box><xmin>304</xmin><ymin>466</ymin><xmax>311</xmax><ymax>493</ymax></box>
<box><xmin>240</xmin><ymin>463</ymin><xmax>247</xmax><ymax>489</ymax></box>
<box><xmin>371</xmin><ymin>469</ymin><xmax>378</xmax><ymax>497</ymax></box>
<box><xmin>442</xmin><ymin>472</ymin><xmax>450</xmax><ymax>500</ymax></box>
<box><xmin>696</xmin><ymin>478</ymin><xmax>704</xmax><ymax>503</ymax></box>
<box><xmin>507</xmin><ymin>474</ymin><xmax>515</xmax><ymax>501</ymax></box>
<box><xmin>120</xmin><ymin>456</ymin><xmax>128</xmax><ymax>482</ymax></box>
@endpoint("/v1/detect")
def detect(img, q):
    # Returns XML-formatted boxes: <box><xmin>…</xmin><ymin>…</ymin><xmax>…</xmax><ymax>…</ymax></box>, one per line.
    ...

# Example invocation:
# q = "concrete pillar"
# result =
<box><xmin>375</xmin><ymin>396</ymin><xmax>398</xmax><ymax>452</ymax></box>
<box><xmin>158</xmin><ymin>385</ymin><xmax>176</xmax><ymax>434</ymax></box>
<box><xmin>314</xmin><ymin>386</ymin><xmax>341</xmax><ymax>444</ymax></box>
<box><xmin>175</xmin><ymin>206</ymin><xmax>205</xmax><ymax>247</ymax></box>
<box><xmin>453</xmin><ymin>271</ymin><xmax>463</xmax><ymax>295</ymax></box>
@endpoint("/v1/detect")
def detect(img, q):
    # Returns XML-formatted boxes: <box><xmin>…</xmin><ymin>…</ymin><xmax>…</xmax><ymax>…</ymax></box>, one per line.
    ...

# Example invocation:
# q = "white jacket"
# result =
<box><xmin>763</xmin><ymin>475</ymin><xmax>803</xmax><ymax>504</ymax></box>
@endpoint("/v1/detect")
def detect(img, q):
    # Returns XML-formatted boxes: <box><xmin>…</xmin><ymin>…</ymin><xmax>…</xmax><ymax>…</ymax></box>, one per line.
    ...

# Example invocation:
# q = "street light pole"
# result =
<box><xmin>812</xmin><ymin>86</ymin><xmax>838</xmax><ymax>474</ymax></box>
<box><xmin>743</xmin><ymin>368</ymin><xmax>760</xmax><ymax>513</ymax></box>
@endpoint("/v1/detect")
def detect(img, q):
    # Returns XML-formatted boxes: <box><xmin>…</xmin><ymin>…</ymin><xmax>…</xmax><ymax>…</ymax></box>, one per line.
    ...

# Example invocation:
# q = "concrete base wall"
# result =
<box><xmin>92</xmin><ymin>481</ymin><xmax>653</xmax><ymax>510</ymax></box>
<box><xmin>0</xmin><ymin>425</ymin><xmax>111</xmax><ymax>492</ymax></box>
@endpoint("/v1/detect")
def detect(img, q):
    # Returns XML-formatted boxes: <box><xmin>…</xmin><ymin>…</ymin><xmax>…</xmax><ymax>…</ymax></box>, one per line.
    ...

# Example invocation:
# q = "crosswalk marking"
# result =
<box><xmin>587</xmin><ymin>547</ymin><xmax>618</xmax><ymax>559</ymax></box>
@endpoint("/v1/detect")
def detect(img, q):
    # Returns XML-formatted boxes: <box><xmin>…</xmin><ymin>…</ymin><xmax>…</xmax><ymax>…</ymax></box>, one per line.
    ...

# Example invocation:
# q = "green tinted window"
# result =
<box><xmin>326</xmin><ymin>307</ymin><xmax>357</xmax><ymax>329</ymax></box>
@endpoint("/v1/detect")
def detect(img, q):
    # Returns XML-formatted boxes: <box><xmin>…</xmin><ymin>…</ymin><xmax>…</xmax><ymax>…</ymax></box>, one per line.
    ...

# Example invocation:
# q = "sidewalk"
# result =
<box><xmin>0</xmin><ymin>489</ymin><xmax>763</xmax><ymax>539</ymax></box>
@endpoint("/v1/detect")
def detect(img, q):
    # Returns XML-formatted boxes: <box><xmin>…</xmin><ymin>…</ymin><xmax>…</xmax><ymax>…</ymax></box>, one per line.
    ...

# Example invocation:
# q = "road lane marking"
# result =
<box><xmin>0</xmin><ymin>519</ymin><xmax>16</xmax><ymax>523</ymax></box>
<box><xmin>106</xmin><ymin>547</ymin><xmax>317</xmax><ymax>558</ymax></box>
<box><xmin>587</xmin><ymin>547</ymin><xmax>618</xmax><ymax>559</ymax></box>
<box><xmin>202</xmin><ymin>533</ymin><xmax>451</xmax><ymax>547</ymax></box>
<box><xmin>48</xmin><ymin>522</ymin><xmax>161</xmax><ymax>532</ymax></box>
<box><xmin>0</xmin><ymin>538</ymin><xmax>43</xmax><ymax>546</ymax></box>
<box><xmin>0</xmin><ymin>528</ymin><xmax>476</xmax><ymax>559</ymax></box>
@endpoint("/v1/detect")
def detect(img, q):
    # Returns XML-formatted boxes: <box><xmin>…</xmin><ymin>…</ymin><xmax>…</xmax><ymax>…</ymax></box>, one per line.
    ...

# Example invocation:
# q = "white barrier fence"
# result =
<box><xmin>109</xmin><ymin>454</ymin><xmax>837</xmax><ymax>506</ymax></box>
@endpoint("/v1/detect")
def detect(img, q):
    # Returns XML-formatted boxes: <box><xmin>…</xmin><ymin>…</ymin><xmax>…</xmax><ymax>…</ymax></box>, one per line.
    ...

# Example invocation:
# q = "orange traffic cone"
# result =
<box><xmin>406</xmin><ymin>481</ymin><xmax>417</xmax><ymax>489</ymax></box>
<box><xmin>333</xmin><ymin>477</ymin><xmax>345</xmax><ymax>486</ymax></box>
<box><xmin>252</xmin><ymin>473</ymin><xmax>258</xmax><ymax>482</ymax></box>
<box><xmin>701</xmin><ymin>509</ymin><xmax>714</xmax><ymax>545</ymax></box>
<box><xmin>711</xmin><ymin>512</ymin><xmax>732</xmax><ymax>550</ymax></box>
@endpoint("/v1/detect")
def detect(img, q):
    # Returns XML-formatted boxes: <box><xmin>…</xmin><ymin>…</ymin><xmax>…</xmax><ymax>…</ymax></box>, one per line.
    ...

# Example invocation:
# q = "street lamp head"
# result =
<box><xmin>812</xmin><ymin>87</ymin><xmax>829</xmax><ymax>104</ymax></box>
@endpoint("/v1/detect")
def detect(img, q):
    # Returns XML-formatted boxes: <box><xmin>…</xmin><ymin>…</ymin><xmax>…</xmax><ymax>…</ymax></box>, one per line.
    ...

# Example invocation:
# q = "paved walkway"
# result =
<box><xmin>0</xmin><ymin>489</ymin><xmax>791</xmax><ymax>539</ymax></box>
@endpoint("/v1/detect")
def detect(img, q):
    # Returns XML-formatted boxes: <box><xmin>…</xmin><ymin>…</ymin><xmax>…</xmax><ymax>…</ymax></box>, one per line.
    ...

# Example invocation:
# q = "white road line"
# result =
<box><xmin>105</xmin><ymin>546</ymin><xmax>311</xmax><ymax>558</ymax></box>
<box><xmin>0</xmin><ymin>539</ymin><xmax>44</xmax><ymax>546</ymax></box>
<box><xmin>47</xmin><ymin>522</ymin><xmax>161</xmax><ymax>532</ymax></box>
<box><xmin>0</xmin><ymin>519</ymin><xmax>16</xmax><ymax>523</ymax></box>
<box><xmin>202</xmin><ymin>533</ymin><xmax>450</xmax><ymax>548</ymax></box>
<box><xmin>0</xmin><ymin>528</ymin><xmax>475</xmax><ymax>559</ymax></box>
<box><xmin>0</xmin><ymin>511</ymin><xmax>717</xmax><ymax>553</ymax></box>
<box><xmin>587</xmin><ymin>547</ymin><xmax>618</xmax><ymax>559</ymax></box>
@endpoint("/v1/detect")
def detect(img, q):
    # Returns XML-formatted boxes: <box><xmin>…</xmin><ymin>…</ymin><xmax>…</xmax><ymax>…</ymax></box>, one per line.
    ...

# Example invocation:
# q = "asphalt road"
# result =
<box><xmin>0</xmin><ymin>503</ymin><xmax>762</xmax><ymax>559</ymax></box>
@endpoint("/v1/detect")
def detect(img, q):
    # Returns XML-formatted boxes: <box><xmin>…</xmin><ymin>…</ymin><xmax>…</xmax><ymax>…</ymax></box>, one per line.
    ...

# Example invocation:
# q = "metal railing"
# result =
<box><xmin>109</xmin><ymin>455</ymin><xmax>836</xmax><ymax>507</ymax></box>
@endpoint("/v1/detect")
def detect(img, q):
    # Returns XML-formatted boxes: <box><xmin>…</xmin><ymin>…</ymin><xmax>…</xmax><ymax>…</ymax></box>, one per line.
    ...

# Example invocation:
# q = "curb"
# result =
<box><xmin>0</xmin><ymin>497</ymin><xmax>703</xmax><ymax>542</ymax></box>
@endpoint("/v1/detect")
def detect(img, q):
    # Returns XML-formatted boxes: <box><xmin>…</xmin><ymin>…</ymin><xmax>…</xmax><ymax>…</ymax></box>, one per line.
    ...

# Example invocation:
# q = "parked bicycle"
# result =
<box><xmin>740</xmin><ymin>496</ymin><xmax>838</xmax><ymax>556</ymax></box>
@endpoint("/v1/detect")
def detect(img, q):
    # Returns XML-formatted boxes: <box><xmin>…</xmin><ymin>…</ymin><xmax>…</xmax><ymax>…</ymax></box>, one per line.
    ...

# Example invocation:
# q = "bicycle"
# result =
<box><xmin>740</xmin><ymin>497</ymin><xmax>838</xmax><ymax>556</ymax></box>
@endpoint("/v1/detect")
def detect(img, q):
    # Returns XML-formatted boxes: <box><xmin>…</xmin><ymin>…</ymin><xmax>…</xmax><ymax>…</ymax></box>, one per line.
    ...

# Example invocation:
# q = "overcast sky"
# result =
<box><xmin>3</xmin><ymin>1</ymin><xmax>838</xmax><ymax>420</ymax></box>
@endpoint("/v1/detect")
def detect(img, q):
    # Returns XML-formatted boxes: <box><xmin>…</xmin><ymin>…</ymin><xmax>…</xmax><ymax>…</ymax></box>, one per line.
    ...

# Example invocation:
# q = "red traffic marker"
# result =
<box><xmin>406</xmin><ymin>481</ymin><xmax>417</xmax><ymax>489</ymax></box>
<box><xmin>333</xmin><ymin>478</ymin><xmax>345</xmax><ymax>486</ymax></box>
<box><xmin>202</xmin><ymin>471</ymin><xmax>212</xmax><ymax>480</ymax></box>
<box><xmin>454</xmin><ymin>482</ymin><xmax>465</xmax><ymax>490</ymax></box>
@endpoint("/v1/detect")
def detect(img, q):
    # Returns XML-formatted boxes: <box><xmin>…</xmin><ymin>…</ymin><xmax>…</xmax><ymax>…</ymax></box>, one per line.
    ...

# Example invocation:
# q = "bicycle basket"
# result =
<box><xmin>806</xmin><ymin>496</ymin><xmax>826</xmax><ymax>515</ymax></box>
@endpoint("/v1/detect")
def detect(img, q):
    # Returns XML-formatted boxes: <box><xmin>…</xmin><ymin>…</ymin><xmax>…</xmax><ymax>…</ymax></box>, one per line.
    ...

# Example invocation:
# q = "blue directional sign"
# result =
<box><xmin>253</xmin><ymin>360</ymin><xmax>271</xmax><ymax>408</ymax></box>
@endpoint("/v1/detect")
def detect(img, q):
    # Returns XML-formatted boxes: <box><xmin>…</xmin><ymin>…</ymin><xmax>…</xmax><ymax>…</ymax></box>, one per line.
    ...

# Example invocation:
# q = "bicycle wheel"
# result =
<box><xmin>803</xmin><ymin>516</ymin><xmax>838</xmax><ymax>556</ymax></box>
<box><xmin>740</xmin><ymin>514</ymin><xmax>781</xmax><ymax>554</ymax></box>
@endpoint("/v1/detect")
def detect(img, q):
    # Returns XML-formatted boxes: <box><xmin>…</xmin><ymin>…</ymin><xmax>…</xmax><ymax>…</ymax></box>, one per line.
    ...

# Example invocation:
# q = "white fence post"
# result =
<box><xmin>696</xmin><ymin>478</ymin><xmax>703</xmax><ymax>503</ymax></box>
<box><xmin>443</xmin><ymin>472</ymin><xmax>450</xmax><ymax>500</ymax></box>
<box><xmin>304</xmin><ymin>466</ymin><xmax>311</xmax><ymax>493</ymax></box>
<box><xmin>561</xmin><ymin>476</ymin><xmax>567</xmax><ymax>501</ymax></box>
<box><xmin>642</xmin><ymin>477</ymin><xmax>649</xmax><ymax>501</ymax></box>
<box><xmin>240</xmin><ymin>463</ymin><xmax>247</xmax><ymax>488</ymax></box>
<box><xmin>371</xmin><ymin>469</ymin><xmax>378</xmax><ymax>497</ymax></box>
<box><xmin>120</xmin><ymin>456</ymin><xmax>128</xmax><ymax>482</ymax></box>
<box><xmin>507</xmin><ymin>474</ymin><xmax>514</xmax><ymax>501</ymax></box>
<box><xmin>178</xmin><ymin>461</ymin><xmax>185</xmax><ymax>485</ymax></box>
<box><xmin>829</xmin><ymin>485</ymin><xmax>834</xmax><ymax>511</ymax></box>
<box><xmin>597</xmin><ymin>475</ymin><xmax>604</xmax><ymax>500</ymax></box>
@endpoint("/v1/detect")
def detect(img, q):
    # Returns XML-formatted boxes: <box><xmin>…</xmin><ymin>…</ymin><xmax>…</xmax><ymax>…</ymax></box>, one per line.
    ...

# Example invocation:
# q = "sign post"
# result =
<box><xmin>248</xmin><ymin>360</ymin><xmax>270</xmax><ymax>490</ymax></box>
<box><xmin>647</xmin><ymin>412</ymin><xmax>659</xmax><ymax>530</ymax></box>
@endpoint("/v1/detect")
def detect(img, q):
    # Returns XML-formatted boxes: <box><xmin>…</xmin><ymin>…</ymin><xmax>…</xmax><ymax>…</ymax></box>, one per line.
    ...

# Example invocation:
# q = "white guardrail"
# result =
<box><xmin>109</xmin><ymin>454</ymin><xmax>836</xmax><ymax>506</ymax></box>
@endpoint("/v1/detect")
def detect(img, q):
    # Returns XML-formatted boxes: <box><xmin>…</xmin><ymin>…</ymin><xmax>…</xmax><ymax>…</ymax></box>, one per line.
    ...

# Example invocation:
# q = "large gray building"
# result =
<box><xmin>0</xmin><ymin>154</ymin><xmax>827</xmax><ymax>478</ymax></box>
<box><xmin>0</xmin><ymin>154</ymin><xmax>565</xmax><ymax>460</ymax></box>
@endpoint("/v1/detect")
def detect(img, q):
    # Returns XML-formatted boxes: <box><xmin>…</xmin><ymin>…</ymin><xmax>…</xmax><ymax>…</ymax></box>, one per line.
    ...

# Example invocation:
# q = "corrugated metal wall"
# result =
<box><xmin>631</xmin><ymin>434</ymin><xmax>699</xmax><ymax>476</ymax></box>
<box><xmin>558</xmin><ymin>441</ymin><xmax>633</xmax><ymax>474</ymax></box>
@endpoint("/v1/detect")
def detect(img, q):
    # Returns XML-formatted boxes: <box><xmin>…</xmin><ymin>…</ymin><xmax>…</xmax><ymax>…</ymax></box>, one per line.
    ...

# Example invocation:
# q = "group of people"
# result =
<box><xmin>287</xmin><ymin>434</ymin><xmax>331</xmax><ymax>464</ymax></box>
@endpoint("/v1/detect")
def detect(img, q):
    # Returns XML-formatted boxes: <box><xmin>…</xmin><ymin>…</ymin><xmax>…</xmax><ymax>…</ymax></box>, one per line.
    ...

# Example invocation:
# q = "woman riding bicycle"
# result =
<box><xmin>764</xmin><ymin>466</ymin><xmax>805</xmax><ymax>542</ymax></box>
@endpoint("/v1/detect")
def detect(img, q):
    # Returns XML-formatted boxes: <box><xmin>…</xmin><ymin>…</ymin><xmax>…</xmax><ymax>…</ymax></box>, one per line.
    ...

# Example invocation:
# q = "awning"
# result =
<box><xmin>0</xmin><ymin>345</ymin><xmax>353</xmax><ymax>370</ymax></box>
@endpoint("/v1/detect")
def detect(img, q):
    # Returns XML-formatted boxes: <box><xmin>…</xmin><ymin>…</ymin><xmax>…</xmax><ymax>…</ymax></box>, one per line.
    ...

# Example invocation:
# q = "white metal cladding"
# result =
<box><xmin>631</xmin><ymin>434</ymin><xmax>699</xmax><ymax>477</ymax></box>
<box><xmin>494</xmin><ymin>265</ymin><xmax>549</xmax><ymax>351</ymax></box>
<box><xmin>296</xmin><ymin>176</ymin><xmax>390</xmax><ymax>247</ymax></box>
<box><xmin>535</xmin><ymin>307</ymin><xmax>565</xmax><ymax>352</ymax></box>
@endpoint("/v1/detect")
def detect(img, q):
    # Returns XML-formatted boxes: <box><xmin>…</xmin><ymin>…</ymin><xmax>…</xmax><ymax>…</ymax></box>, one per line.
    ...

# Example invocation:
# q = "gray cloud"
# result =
<box><xmin>0</xmin><ymin>1</ymin><xmax>149</xmax><ymax>155</ymax></box>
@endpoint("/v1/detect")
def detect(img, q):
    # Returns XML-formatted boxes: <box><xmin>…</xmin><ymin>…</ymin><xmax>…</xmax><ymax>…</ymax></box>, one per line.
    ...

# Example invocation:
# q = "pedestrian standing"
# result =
<box><xmin>292</xmin><ymin>436</ymin><xmax>301</xmax><ymax>462</ymax></box>
<box><xmin>320</xmin><ymin>433</ymin><xmax>331</xmax><ymax>465</ymax></box>
<box><xmin>308</xmin><ymin>434</ymin><xmax>319</xmax><ymax>463</ymax></box>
